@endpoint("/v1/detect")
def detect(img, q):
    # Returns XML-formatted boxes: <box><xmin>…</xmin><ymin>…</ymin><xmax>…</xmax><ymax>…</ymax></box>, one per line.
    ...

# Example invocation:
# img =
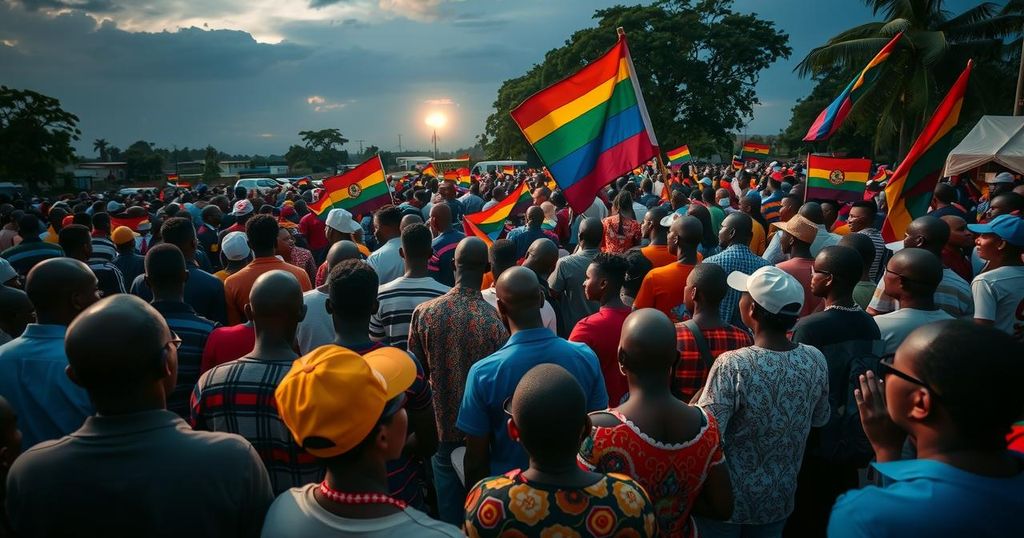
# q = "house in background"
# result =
<box><xmin>66</xmin><ymin>162</ymin><xmax>127</xmax><ymax>189</ymax></box>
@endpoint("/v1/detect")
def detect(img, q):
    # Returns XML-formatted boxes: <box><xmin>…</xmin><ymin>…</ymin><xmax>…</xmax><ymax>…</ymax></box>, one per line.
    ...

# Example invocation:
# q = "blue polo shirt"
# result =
<box><xmin>0</xmin><ymin>324</ymin><xmax>93</xmax><ymax>449</ymax></box>
<box><xmin>828</xmin><ymin>457</ymin><xmax>1024</xmax><ymax>538</ymax></box>
<box><xmin>456</xmin><ymin>327</ymin><xmax>608</xmax><ymax>476</ymax></box>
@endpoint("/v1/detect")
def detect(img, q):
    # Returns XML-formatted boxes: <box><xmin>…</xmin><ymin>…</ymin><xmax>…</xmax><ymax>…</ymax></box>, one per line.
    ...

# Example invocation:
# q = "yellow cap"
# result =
<box><xmin>110</xmin><ymin>226</ymin><xmax>139</xmax><ymax>246</ymax></box>
<box><xmin>275</xmin><ymin>345</ymin><xmax>416</xmax><ymax>458</ymax></box>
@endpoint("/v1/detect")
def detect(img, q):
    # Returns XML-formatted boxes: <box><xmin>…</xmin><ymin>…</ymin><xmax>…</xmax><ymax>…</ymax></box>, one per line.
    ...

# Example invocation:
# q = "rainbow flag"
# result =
<box><xmin>732</xmin><ymin>155</ymin><xmax>743</xmax><ymax>170</ymax></box>
<box><xmin>421</xmin><ymin>163</ymin><xmax>436</xmax><ymax>177</ymax></box>
<box><xmin>741</xmin><ymin>142</ymin><xmax>770</xmax><ymax>160</ymax></box>
<box><xmin>805</xmin><ymin>33</ymin><xmax>903</xmax><ymax>142</ymax></box>
<box><xmin>315</xmin><ymin>155</ymin><xmax>393</xmax><ymax>220</ymax></box>
<box><xmin>510</xmin><ymin>31</ymin><xmax>659</xmax><ymax>213</ymax></box>
<box><xmin>502</xmin><ymin>165</ymin><xmax>516</xmax><ymax>175</ymax></box>
<box><xmin>882</xmin><ymin>61</ymin><xmax>972</xmax><ymax>242</ymax></box>
<box><xmin>667</xmin><ymin>145</ymin><xmax>691</xmax><ymax>166</ymax></box>
<box><xmin>463</xmin><ymin>181</ymin><xmax>531</xmax><ymax>245</ymax></box>
<box><xmin>444</xmin><ymin>167</ymin><xmax>473</xmax><ymax>190</ymax></box>
<box><xmin>805</xmin><ymin>155</ymin><xmax>872</xmax><ymax>203</ymax></box>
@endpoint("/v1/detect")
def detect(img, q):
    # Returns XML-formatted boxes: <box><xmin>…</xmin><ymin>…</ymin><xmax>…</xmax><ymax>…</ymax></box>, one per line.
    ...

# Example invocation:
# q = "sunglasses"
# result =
<box><xmin>877</xmin><ymin>355</ymin><xmax>941</xmax><ymax>397</ymax></box>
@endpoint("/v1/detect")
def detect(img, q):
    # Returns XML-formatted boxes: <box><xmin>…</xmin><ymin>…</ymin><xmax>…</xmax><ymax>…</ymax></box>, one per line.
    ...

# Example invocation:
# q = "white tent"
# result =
<box><xmin>943</xmin><ymin>115</ymin><xmax>1024</xmax><ymax>177</ymax></box>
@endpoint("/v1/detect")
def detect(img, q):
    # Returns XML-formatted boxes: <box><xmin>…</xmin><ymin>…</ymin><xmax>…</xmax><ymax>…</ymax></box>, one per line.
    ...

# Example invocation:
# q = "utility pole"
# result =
<box><xmin>357</xmin><ymin>139</ymin><xmax>365</xmax><ymax>154</ymax></box>
<box><xmin>397</xmin><ymin>134</ymin><xmax>402</xmax><ymax>153</ymax></box>
<box><xmin>1015</xmin><ymin>34</ymin><xmax>1024</xmax><ymax>115</ymax></box>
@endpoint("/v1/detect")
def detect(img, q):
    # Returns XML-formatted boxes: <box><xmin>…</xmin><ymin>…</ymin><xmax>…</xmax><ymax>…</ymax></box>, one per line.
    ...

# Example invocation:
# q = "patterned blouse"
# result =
<box><xmin>288</xmin><ymin>246</ymin><xmax>317</xmax><ymax>285</ymax></box>
<box><xmin>464</xmin><ymin>469</ymin><xmax>658</xmax><ymax>537</ymax></box>
<box><xmin>601</xmin><ymin>215</ymin><xmax>642</xmax><ymax>253</ymax></box>
<box><xmin>579</xmin><ymin>409</ymin><xmax>724</xmax><ymax>538</ymax></box>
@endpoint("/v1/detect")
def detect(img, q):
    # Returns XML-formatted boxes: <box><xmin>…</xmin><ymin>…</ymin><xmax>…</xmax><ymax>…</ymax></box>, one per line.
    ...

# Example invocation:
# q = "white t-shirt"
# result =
<box><xmin>366</xmin><ymin>237</ymin><xmax>404</xmax><ymax>286</ymax></box>
<box><xmin>296</xmin><ymin>290</ymin><xmax>334</xmax><ymax>355</ymax></box>
<box><xmin>972</xmin><ymin>265</ymin><xmax>1024</xmax><ymax>340</ymax></box>
<box><xmin>481</xmin><ymin>287</ymin><xmax>558</xmax><ymax>333</ymax></box>
<box><xmin>261</xmin><ymin>483</ymin><xmax>463</xmax><ymax>538</ymax></box>
<box><xmin>874</xmin><ymin>308</ymin><xmax>955</xmax><ymax>355</ymax></box>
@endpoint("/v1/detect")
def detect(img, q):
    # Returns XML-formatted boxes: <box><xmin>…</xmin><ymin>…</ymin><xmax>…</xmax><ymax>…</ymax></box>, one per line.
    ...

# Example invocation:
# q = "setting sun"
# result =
<box><xmin>424</xmin><ymin>111</ymin><xmax>447</xmax><ymax>129</ymax></box>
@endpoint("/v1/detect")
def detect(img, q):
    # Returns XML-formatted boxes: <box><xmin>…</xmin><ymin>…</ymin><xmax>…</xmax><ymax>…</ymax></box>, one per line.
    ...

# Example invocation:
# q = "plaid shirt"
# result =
<box><xmin>703</xmin><ymin>245</ymin><xmax>771</xmax><ymax>326</ymax></box>
<box><xmin>674</xmin><ymin>324</ymin><xmax>753</xmax><ymax>401</ymax></box>
<box><xmin>190</xmin><ymin>357</ymin><xmax>320</xmax><ymax>494</ymax></box>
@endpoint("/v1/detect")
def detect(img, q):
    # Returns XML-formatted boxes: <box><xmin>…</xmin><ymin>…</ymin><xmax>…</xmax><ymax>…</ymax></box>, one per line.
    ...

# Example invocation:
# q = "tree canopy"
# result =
<box><xmin>480</xmin><ymin>0</ymin><xmax>791</xmax><ymax>161</ymax></box>
<box><xmin>0</xmin><ymin>86</ymin><xmax>80</xmax><ymax>185</ymax></box>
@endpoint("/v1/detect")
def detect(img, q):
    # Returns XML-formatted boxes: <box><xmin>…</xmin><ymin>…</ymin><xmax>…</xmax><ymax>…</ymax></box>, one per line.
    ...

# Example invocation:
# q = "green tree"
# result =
<box><xmin>201</xmin><ymin>145</ymin><xmax>221</xmax><ymax>183</ymax></box>
<box><xmin>299</xmin><ymin>128</ymin><xmax>349</xmax><ymax>172</ymax></box>
<box><xmin>123</xmin><ymin>140</ymin><xmax>164</xmax><ymax>181</ymax></box>
<box><xmin>797</xmin><ymin>0</ymin><xmax>1022</xmax><ymax>156</ymax></box>
<box><xmin>481</xmin><ymin>0</ymin><xmax>790</xmax><ymax>161</ymax></box>
<box><xmin>0</xmin><ymin>86</ymin><xmax>80</xmax><ymax>185</ymax></box>
<box><xmin>93</xmin><ymin>138</ymin><xmax>110</xmax><ymax>161</ymax></box>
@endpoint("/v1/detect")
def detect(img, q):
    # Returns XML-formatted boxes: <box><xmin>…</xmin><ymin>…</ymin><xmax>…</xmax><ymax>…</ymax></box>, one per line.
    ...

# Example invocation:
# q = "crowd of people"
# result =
<box><xmin>0</xmin><ymin>158</ymin><xmax>1022</xmax><ymax>537</ymax></box>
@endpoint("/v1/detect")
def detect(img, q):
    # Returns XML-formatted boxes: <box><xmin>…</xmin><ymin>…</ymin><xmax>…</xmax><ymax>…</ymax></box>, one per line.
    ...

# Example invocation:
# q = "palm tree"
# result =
<box><xmin>798</xmin><ymin>1</ymin><xmax>1023</xmax><ymax>156</ymax></box>
<box><xmin>93</xmin><ymin>138</ymin><xmax>109</xmax><ymax>161</ymax></box>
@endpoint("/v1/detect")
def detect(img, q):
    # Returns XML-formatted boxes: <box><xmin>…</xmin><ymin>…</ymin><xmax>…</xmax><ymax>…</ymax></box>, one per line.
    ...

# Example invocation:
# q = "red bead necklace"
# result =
<box><xmin>318</xmin><ymin>481</ymin><xmax>408</xmax><ymax>510</ymax></box>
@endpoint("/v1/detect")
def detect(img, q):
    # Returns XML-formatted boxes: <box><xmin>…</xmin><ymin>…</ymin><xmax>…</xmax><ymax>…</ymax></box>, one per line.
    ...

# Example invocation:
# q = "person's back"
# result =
<box><xmin>225</xmin><ymin>215</ymin><xmax>312</xmax><ymax>324</ymax></box>
<box><xmin>549</xmin><ymin>218</ymin><xmax>602</xmax><ymax>329</ymax></box>
<box><xmin>1</xmin><ymin>214</ymin><xmax>63</xmax><ymax>277</ymax></box>
<box><xmin>5</xmin><ymin>294</ymin><xmax>273</xmax><ymax>537</ymax></box>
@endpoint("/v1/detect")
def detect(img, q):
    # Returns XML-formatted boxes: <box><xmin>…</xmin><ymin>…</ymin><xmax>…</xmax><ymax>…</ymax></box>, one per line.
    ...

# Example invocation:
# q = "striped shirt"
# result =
<box><xmin>868</xmin><ymin>267</ymin><xmax>974</xmax><ymax>318</ymax></box>
<box><xmin>151</xmin><ymin>301</ymin><xmax>220</xmax><ymax>419</ymax></box>
<box><xmin>369</xmin><ymin>276</ymin><xmax>450</xmax><ymax>350</ymax></box>
<box><xmin>191</xmin><ymin>357</ymin><xmax>320</xmax><ymax>494</ymax></box>
<box><xmin>428</xmin><ymin>230</ymin><xmax>464</xmax><ymax>287</ymax></box>
<box><xmin>0</xmin><ymin>241</ymin><xmax>63</xmax><ymax>276</ymax></box>
<box><xmin>856</xmin><ymin>228</ymin><xmax>887</xmax><ymax>282</ymax></box>
<box><xmin>89</xmin><ymin>236</ymin><xmax>117</xmax><ymax>263</ymax></box>
<box><xmin>88</xmin><ymin>260</ymin><xmax>126</xmax><ymax>296</ymax></box>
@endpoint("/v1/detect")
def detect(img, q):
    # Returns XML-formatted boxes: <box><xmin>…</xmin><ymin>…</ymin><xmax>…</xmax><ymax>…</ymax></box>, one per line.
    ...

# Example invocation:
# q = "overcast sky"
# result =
<box><xmin>0</xmin><ymin>0</ymin><xmax>977</xmax><ymax>157</ymax></box>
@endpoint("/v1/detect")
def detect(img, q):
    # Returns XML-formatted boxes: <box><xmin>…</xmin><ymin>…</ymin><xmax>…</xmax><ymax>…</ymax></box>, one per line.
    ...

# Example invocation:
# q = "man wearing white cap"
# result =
<box><xmin>696</xmin><ymin>266</ymin><xmax>829</xmax><ymax>537</ymax></box>
<box><xmin>213</xmin><ymin>231</ymin><xmax>253</xmax><ymax>282</ymax></box>
<box><xmin>312</xmin><ymin>209</ymin><xmax>369</xmax><ymax>287</ymax></box>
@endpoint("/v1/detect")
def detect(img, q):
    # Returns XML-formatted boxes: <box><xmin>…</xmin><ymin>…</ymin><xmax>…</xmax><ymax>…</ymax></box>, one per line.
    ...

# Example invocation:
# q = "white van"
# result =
<box><xmin>234</xmin><ymin>178</ymin><xmax>279</xmax><ymax>194</ymax></box>
<box><xmin>471</xmin><ymin>160</ymin><xmax>528</xmax><ymax>176</ymax></box>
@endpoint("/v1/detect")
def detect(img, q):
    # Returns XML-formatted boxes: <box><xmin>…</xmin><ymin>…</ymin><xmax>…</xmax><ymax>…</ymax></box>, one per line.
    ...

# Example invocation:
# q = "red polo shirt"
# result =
<box><xmin>569</xmin><ymin>305</ymin><xmax>632</xmax><ymax>405</ymax></box>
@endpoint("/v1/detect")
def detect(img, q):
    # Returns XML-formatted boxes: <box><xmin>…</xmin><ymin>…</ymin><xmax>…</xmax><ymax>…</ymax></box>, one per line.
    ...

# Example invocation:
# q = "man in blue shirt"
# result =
<box><xmin>458</xmin><ymin>266</ymin><xmax>607</xmax><ymax>488</ymax></box>
<box><xmin>829</xmin><ymin>320</ymin><xmax>1024</xmax><ymax>538</ymax></box>
<box><xmin>703</xmin><ymin>212</ymin><xmax>770</xmax><ymax>327</ymax></box>
<box><xmin>506</xmin><ymin>206</ymin><xmax>555</xmax><ymax>260</ymax></box>
<box><xmin>427</xmin><ymin>203</ymin><xmax>465</xmax><ymax>287</ymax></box>
<box><xmin>0</xmin><ymin>258</ymin><xmax>99</xmax><ymax>448</ymax></box>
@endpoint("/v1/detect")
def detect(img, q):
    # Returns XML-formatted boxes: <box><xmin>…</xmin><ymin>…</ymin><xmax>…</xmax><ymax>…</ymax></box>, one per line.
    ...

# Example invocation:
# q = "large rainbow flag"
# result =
<box><xmin>805</xmin><ymin>33</ymin><xmax>903</xmax><ymax>142</ymax></box>
<box><xmin>667</xmin><ymin>145</ymin><xmax>691</xmax><ymax>166</ymax></box>
<box><xmin>463</xmin><ymin>181</ymin><xmax>531</xmax><ymax>245</ymax></box>
<box><xmin>313</xmin><ymin>155</ymin><xmax>393</xmax><ymax>220</ymax></box>
<box><xmin>510</xmin><ymin>30</ymin><xmax>659</xmax><ymax>213</ymax></box>
<box><xmin>805</xmin><ymin>155</ymin><xmax>872</xmax><ymax>203</ymax></box>
<box><xmin>741</xmin><ymin>142</ymin><xmax>770</xmax><ymax>160</ymax></box>
<box><xmin>882</xmin><ymin>60</ymin><xmax>972</xmax><ymax>242</ymax></box>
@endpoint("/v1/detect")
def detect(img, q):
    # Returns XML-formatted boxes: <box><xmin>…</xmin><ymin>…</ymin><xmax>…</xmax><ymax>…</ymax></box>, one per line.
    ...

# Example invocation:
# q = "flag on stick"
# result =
<box><xmin>463</xmin><ymin>181</ymin><xmax>531</xmax><ymax>245</ymax></box>
<box><xmin>805</xmin><ymin>155</ymin><xmax>872</xmax><ymax>203</ymax></box>
<box><xmin>313</xmin><ymin>155</ymin><xmax>393</xmax><ymax>220</ymax></box>
<box><xmin>741</xmin><ymin>142</ymin><xmax>770</xmax><ymax>160</ymax></box>
<box><xmin>510</xmin><ymin>28</ymin><xmax>659</xmax><ymax>213</ymax></box>
<box><xmin>882</xmin><ymin>61</ymin><xmax>972</xmax><ymax>242</ymax></box>
<box><xmin>667</xmin><ymin>145</ymin><xmax>691</xmax><ymax>166</ymax></box>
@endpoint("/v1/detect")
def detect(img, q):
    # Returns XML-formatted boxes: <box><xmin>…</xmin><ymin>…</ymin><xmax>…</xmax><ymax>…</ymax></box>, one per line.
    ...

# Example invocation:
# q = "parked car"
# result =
<box><xmin>234</xmin><ymin>178</ymin><xmax>280</xmax><ymax>194</ymax></box>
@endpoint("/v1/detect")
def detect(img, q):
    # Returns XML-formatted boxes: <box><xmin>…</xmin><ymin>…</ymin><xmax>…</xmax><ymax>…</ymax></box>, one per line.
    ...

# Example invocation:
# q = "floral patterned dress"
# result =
<box><xmin>601</xmin><ymin>215</ymin><xmax>642</xmax><ymax>253</ymax></box>
<box><xmin>578</xmin><ymin>408</ymin><xmax>724</xmax><ymax>538</ymax></box>
<box><xmin>464</xmin><ymin>469</ymin><xmax>658</xmax><ymax>537</ymax></box>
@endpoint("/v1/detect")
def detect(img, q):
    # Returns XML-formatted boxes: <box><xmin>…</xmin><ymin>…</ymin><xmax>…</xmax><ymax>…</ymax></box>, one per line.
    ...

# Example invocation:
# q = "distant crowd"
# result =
<box><xmin>0</xmin><ymin>159</ymin><xmax>1022</xmax><ymax>538</ymax></box>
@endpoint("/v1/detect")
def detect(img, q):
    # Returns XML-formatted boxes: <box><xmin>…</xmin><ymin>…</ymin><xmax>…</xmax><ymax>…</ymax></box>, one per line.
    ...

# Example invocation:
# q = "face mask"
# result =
<box><xmin>719</xmin><ymin>198</ymin><xmax>731</xmax><ymax>208</ymax></box>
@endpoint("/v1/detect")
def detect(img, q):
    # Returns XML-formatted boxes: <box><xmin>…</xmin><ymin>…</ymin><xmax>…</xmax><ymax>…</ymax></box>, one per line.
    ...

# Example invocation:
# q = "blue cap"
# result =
<box><xmin>699</xmin><ymin>177</ymin><xmax>712</xmax><ymax>186</ymax></box>
<box><xmin>968</xmin><ymin>214</ymin><xmax>1024</xmax><ymax>247</ymax></box>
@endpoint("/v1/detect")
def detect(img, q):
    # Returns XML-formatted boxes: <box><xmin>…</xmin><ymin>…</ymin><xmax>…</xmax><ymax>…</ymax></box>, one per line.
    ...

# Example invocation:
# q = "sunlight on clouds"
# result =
<box><xmin>424</xmin><ymin>98</ymin><xmax>455</xmax><ymax>106</ymax></box>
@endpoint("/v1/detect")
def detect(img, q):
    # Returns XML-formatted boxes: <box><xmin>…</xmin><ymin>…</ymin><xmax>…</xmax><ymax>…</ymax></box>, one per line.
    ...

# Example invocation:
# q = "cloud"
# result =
<box><xmin>424</xmin><ymin>98</ymin><xmax>455</xmax><ymax>106</ymax></box>
<box><xmin>7</xmin><ymin>0</ymin><xmax>120</xmax><ymax>12</ymax></box>
<box><xmin>258</xmin><ymin>133</ymin><xmax>274</xmax><ymax>138</ymax></box>
<box><xmin>306</xmin><ymin>95</ymin><xmax>326</xmax><ymax>105</ymax></box>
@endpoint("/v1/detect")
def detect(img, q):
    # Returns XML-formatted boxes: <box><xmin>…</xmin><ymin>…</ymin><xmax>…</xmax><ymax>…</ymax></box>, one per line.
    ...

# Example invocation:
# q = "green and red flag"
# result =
<box><xmin>313</xmin><ymin>155</ymin><xmax>393</xmax><ymax>220</ymax></box>
<box><xmin>463</xmin><ymin>180</ymin><xmax>531</xmax><ymax>245</ymax></box>
<box><xmin>882</xmin><ymin>61</ymin><xmax>972</xmax><ymax>242</ymax></box>
<box><xmin>805</xmin><ymin>155</ymin><xmax>872</xmax><ymax>203</ymax></box>
<box><xmin>741</xmin><ymin>142</ymin><xmax>770</xmax><ymax>160</ymax></box>
<box><xmin>666</xmin><ymin>145</ymin><xmax>691</xmax><ymax>166</ymax></box>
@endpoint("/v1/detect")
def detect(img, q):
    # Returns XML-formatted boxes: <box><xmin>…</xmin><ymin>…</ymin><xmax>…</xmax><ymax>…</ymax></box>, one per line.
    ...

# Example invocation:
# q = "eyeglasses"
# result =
<box><xmin>502</xmin><ymin>396</ymin><xmax>513</xmax><ymax>418</ymax></box>
<box><xmin>884</xmin><ymin>268</ymin><xmax>920</xmax><ymax>284</ymax></box>
<box><xmin>166</xmin><ymin>332</ymin><xmax>183</xmax><ymax>350</ymax></box>
<box><xmin>811</xmin><ymin>267</ymin><xmax>832</xmax><ymax>277</ymax></box>
<box><xmin>877</xmin><ymin>355</ymin><xmax>941</xmax><ymax>397</ymax></box>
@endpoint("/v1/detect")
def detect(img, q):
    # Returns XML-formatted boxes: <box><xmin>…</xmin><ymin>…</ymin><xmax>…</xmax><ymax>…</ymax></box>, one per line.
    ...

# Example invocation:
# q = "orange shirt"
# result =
<box><xmin>751</xmin><ymin>219</ymin><xmax>767</xmax><ymax>256</ymax></box>
<box><xmin>224</xmin><ymin>256</ymin><xmax>312</xmax><ymax>325</ymax></box>
<box><xmin>640</xmin><ymin>244</ymin><xmax>677</xmax><ymax>268</ymax></box>
<box><xmin>633</xmin><ymin>261</ymin><xmax>696</xmax><ymax>322</ymax></box>
<box><xmin>832</xmin><ymin>223</ymin><xmax>851</xmax><ymax>236</ymax></box>
<box><xmin>481</xmin><ymin>271</ymin><xmax>494</xmax><ymax>291</ymax></box>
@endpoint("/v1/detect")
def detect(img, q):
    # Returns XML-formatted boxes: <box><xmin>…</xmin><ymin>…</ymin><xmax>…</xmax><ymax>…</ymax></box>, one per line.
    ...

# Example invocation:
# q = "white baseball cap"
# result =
<box><xmin>0</xmin><ymin>257</ymin><xmax>16</xmax><ymax>284</ymax></box>
<box><xmin>221</xmin><ymin>231</ymin><xmax>252</xmax><ymax>262</ymax></box>
<box><xmin>231</xmin><ymin>199</ymin><xmax>254</xmax><ymax>216</ymax></box>
<box><xmin>106</xmin><ymin>201</ymin><xmax>125</xmax><ymax>213</ymax></box>
<box><xmin>987</xmin><ymin>171</ymin><xmax>1016</xmax><ymax>184</ymax></box>
<box><xmin>727</xmin><ymin>266</ymin><xmax>804</xmax><ymax>316</ymax></box>
<box><xmin>324</xmin><ymin>208</ymin><xmax>361</xmax><ymax>234</ymax></box>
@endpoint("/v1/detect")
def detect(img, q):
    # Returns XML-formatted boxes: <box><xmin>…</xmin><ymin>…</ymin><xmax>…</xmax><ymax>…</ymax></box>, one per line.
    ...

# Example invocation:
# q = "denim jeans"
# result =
<box><xmin>694</xmin><ymin>517</ymin><xmax>787</xmax><ymax>538</ymax></box>
<box><xmin>431</xmin><ymin>441</ymin><xmax>467</xmax><ymax>526</ymax></box>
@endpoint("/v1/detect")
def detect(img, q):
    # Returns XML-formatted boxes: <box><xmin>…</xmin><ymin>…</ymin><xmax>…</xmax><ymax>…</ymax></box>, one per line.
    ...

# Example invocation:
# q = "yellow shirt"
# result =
<box><xmin>751</xmin><ymin>219</ymin><xmax>767</xmax><ymax>256</ymax></box>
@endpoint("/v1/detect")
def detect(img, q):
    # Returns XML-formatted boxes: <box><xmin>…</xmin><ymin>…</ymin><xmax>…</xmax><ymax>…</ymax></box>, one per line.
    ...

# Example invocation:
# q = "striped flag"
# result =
<box><xmin>805</xmin><ymin>33</ymin><xmax>903</xmax><ymax>142</ymax></box>
<box><xmin>667</xmin><ymin>145</ymin><xmax>691</xmax><ymax>166</ymax></box>
<box><xmin>805</xmin><ymin>155</ymin><xmax>872</xmax><ymax>203</ymax></box>
<box><xmin>882</xmin><ymin>61</ymin><xmax>972</xmax><ymax>242</ymax></box>
<box><xmin>741</xmin><ymin>142</ymin><xmax>770</xmax><ymax>160</ymax></box>
<box><xmin>421</xmin><ymin>163</ymin><xmax>436</xmax><ymax>177</ymax></box>
<box><xmin>511</xmin><ymin>30</ymin><xmax>659</xmax><ymax>213</ymax></box>
<box><xmin>502</xmin><ymin>165</ymin><xmax>516</xmax><ymax>175</ymax></box>
<box><xmin>314</xmin><ymin>155</ymin><xmax>393</xmax><ymax>220</ymax></box>
<box><xmin>463</xmin><ymin>181</ymin><xmax>532</xmax><ymax>245</ymax></box>
<box><xmin>732</xmin><ymin>155</ymin><xmax>743</xmax><ymax>170</ymax></box>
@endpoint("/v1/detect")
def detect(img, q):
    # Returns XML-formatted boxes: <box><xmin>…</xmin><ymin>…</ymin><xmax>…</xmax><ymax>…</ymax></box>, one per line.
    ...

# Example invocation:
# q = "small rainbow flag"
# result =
<box><xmin>421</xmin><ymin>163</ymin><xmax>436</xmax><ymax>177</ymax></box>
<box><xmin>883</xmin><ymin>60</ymin><xmax>972</xmax><ymax>242</ymax></box>
<box><xmin>805</xmin><ymin>155</ymin><xmax>872</xmax><ymax>203</ymax></box>
<box><xmin>463</xmin><ymin>181</ymin><xmax>531</xmax><ymax>245</ymax></box>
<box><xmin>731</xmin><ymin>155</ymin><xmax>743</xmax><ymax>170</ymax></box>
<box><xmin>315</xmin><ymin>155</ymin><xmax>393</xmax><ymax>220</ymax></box>
<box><xmin>805</xmin><ymin>33</ymin><xmax>903</xmax><ymax>142</ymax></box>
<box><xmin>667</xmin><ymin>145</ymin><xmax>691</xmax><ymax>165</ymax></box>
<box><xmin>444</xmin><ymin>167</ymin><xmax>473</xmax><ymax>190</ymax></box>
<box><xmin>502</xmin><ymin>165</ymin><xmax>516</xmax><ymax>175</ymax></box>
<box><xmin>741</xmin><ymin>142</ymin><xmax>770</xmax><ymax>160</ymax></box>
<box><xmin>511</xmin><ymin>30</ymin><xmax>659</xmax><ymax>213</ymax></box>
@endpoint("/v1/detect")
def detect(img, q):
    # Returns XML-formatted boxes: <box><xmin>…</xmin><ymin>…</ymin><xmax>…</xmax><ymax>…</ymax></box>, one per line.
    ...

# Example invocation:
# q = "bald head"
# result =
<box><xmin>400</xmin><ymin>214</ymin><xmax>423</xmax><ymax>230</ymax></box>
<box><xmin>247</xmin><ymin>270</ymin><xmax>305</xmax><ymax>336</ymax></box>
<box><xmin>429</xmin><ymin>202</ymin><xmax>452</xmax><ymax>232</ymax></box>
<box><xmin>672</xmin><ymin>215</ymin><xmax>703</xmax><ymax>245</ymax></box>
<box><xmin>798</xmin><ymin>201</ymin><xmax>824</xmax><ymax>225</ymax></box>
<box><xmin>325</xmin><ymin>240</ymin><xmax>363</xmax><ymax>271</ymax></box>
<box><xmin>720</xmin><ymin>212</ymin><xmax>753</xmax><ymax>247</ymax></box>
<box><xmin>906</xmin><ymin>215</ymin><xmax>949</xmax><ymax>254</ymax></box>
<box><xmin>510</xmin><ymin>363</ymin><xmax>587</xmax><ymax>462</ymax></box>
<box><xmin>815</xmin><ymin>245</ymin><xmax>863</xmax><ymax>291</ymax></box>
<box><xmin>25</xmin><ymin>258</ymin><xmax>98</xmax><ymax>324</ymax></box>
<box><xmin>619</xmin><ymin>309</ymin><xmax>677</xmax><ymax>373</ymax></box>
<box><xmin>66</xmin><ymin>295</ymin><xmax>172</xmax><ymax>403</ymax></box>
<box><xmin>524</xmin><ymin>238</ymin><xmax>559</xmax><ymax>277</ymax></box>
<box><xmin>495</xmin><ymin>265</ymin><xmax>544</xmax><ymax>325</ymax></box>
<box><xmin>686</xmin><ymin>262</ymin><xmax>729</xmax><ymax>308</ymax></box>
<box><xmin>886</xmin><ymin>248</ymin><xmax>943</xmax><ymax>299</ymax></box>
<box><xmin>578</xmin><ymin>217</ymin><xmax>604</xmax><ymax>248</ymax></box>
<box><xmin>455</xmin><ymin>237</ymin><xmax>488</xmax><ymax>272</ymax></box>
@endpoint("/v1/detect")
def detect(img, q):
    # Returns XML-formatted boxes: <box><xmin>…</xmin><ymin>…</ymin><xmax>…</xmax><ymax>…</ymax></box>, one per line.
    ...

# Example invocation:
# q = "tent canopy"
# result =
<box><xmin>944</xmin><ymin>115</ymin><xmax>1024</xmax><ymax>177</ymax></box>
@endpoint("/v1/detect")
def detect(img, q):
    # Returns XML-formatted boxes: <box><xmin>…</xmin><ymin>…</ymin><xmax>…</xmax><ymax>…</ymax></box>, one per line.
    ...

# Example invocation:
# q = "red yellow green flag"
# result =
<box><xmin>805</xmin><ymin>156</ymin><xmax>872</xmax><ymax>203</ymax></box>
<box><xmin>315</xmin><ymin>155</ymin><xmax>393</xmax><ymax>220</ymax></box>
<box><xmin>882</xmin><ymin>61</ymin><xmax>972</xmax><ymax>242</ymax></box>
